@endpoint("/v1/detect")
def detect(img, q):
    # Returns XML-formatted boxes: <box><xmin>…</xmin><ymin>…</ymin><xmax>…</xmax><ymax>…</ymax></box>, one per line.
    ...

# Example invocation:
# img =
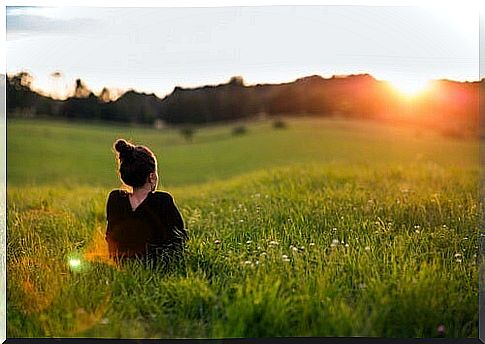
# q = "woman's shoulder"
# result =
<box><xmin>108</xmin><ymin>189</ymin><xmax>129</xmax><ymax>201</ymax></box>
<box><xmin>152</xmin><ymin>191</ymin><xmax>175</xmax><ymax>203</ymax></box>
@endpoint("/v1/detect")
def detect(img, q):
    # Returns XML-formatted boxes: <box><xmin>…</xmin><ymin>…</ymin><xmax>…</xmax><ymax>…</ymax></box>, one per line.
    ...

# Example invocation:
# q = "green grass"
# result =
<box><xmin>7</xmin><ymin>117</ymin><xmax>477</xmax><ymax>187</ymax></box>
<box><xmin>6</xmin><ymin>117</ymin><xmax>480</xmax><ymax>338</ymax></box>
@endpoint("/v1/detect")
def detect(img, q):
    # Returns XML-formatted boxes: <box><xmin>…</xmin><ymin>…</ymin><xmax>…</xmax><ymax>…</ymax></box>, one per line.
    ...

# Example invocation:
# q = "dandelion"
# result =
<box><xmin>365</xmin><ymin>246</ymin><xmax>371</xmax><ymax>251</ymax></box>
<box><xmin>214</xmin><ymin>240</ymin><xmax>221</xmax><ymax>245</ymax></box>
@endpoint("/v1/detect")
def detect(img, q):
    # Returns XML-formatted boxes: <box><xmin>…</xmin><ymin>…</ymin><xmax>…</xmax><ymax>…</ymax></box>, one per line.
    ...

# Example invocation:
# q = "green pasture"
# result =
<box><xmin>7</xmin><ymin>117</ymin><xmax>477</xmax><ymax>187</ymax></box>
<box><xmin>6</xmin><ymin>117</ymin><xmax>480</xmax><ymax>338</ymax></box>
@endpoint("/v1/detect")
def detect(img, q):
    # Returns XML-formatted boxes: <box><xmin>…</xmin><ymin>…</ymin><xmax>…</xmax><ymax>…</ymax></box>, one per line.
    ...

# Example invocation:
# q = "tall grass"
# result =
<box><xmin>7</xmin><ymin>161</ymin><xmax>479</xmax><ymax>338</ymax></box>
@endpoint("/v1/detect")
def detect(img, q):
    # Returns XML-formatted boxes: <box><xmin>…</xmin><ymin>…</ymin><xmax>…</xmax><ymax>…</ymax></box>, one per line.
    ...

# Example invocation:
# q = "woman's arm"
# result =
<box><xmin>165</xmin><ymin>194</ymin><xmax>188</xmax><ymax>243</ymax></box>
<box><xmin>105</xmin><ymin>190</ymin><xmax>118</xmax><ymax>254</ymax></box>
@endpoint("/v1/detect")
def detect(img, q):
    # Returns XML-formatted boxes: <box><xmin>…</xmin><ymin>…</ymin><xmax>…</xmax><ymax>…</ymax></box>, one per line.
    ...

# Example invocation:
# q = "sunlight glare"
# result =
<box><xmin>388</xmin><ymin>77</ymin><xmax>431</xmax><ymax>98</ymax></box>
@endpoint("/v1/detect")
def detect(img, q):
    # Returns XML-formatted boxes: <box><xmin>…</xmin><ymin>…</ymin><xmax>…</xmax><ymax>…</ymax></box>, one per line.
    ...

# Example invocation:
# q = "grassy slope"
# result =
<box><xmin>7</xmin><ymin>117</ymin><xmax>477</xmax><ymax>187</ymax></box>
<box><xmin>6</xmin><ymin>118</ymin><xmax>480</xmax><ymax>338</ymax></box>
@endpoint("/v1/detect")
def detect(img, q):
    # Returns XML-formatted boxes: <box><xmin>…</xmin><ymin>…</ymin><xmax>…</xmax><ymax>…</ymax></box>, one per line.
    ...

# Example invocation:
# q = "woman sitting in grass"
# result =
<box><xmin>105</xmin><ymin>139</ymin><xmax>187</xmax><ymax>266</ymax></box>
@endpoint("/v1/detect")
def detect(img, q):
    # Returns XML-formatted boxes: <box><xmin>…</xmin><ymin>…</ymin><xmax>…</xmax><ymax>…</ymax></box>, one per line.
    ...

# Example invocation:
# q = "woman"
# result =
<box><xmin>106</xmin><ymin>139</ymin><xmax>187</xmax><ymax>265</ymax></box>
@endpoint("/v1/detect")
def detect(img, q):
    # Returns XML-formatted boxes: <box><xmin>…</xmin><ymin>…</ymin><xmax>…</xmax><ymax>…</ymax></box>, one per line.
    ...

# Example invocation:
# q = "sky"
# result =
<box><xmin>5</xmin><ymin>4</ymin><xmax>480</xmax><ymax>99</ymax></box>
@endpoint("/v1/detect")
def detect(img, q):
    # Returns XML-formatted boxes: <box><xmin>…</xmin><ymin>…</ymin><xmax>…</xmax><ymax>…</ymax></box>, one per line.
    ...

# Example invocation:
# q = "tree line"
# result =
<box><xmin>6</xmin><ymin>72</ymin><xmax>481</xmax><ymax>134</ymax></box>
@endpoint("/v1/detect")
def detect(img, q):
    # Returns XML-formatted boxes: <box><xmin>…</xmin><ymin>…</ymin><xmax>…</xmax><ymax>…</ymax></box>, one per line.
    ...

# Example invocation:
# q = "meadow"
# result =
<box><xmin>6</xmin><ymin>117</ymin><xmax>480</xmax><ymax>338</ymax></box>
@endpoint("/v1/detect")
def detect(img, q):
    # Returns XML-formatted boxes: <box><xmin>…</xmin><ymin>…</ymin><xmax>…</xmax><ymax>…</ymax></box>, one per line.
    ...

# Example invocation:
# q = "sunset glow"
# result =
<box><xmin>388</xmin><ymin>77</ymin><xmax>431</xmax><ymax>98</ymax></box>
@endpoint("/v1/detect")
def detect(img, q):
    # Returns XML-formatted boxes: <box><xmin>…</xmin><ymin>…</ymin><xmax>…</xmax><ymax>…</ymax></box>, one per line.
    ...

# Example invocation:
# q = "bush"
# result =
<box><xmin>273</xmin><ymin>120</ymin><xmax>287</xmax><ymax>129</ymax></box>
<box><xmin>180</xmin><ymin>127</ymin><xmax>195</xmax><ymax>142</ymax></box>
<box><xmin>441</xmin><ymin>127</ymin><xmax>464</xmax><ymax>139</ymax></box>
<box><xmin>232</xmin><ymin>126</ymin><xmax>247</xmax><ymax>136</ymax></box>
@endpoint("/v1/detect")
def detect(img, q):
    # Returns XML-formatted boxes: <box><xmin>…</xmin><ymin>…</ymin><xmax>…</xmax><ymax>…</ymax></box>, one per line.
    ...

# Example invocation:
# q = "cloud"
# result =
<box><xmin>7</xmin><ymin>11</ymin><xmax>101</xmax><ymax>39</ymax></box>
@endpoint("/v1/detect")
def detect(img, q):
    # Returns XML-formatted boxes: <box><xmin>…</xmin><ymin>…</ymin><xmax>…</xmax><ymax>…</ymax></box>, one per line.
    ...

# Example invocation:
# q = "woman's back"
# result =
<box><xmin>106</xmin><ymin>138</ymin><xmax>187</xmax><ymax>265</ymax></box>
<box><xmin>106</xmin><ymin>190</ymin><xmax>186</xmax><ymax>260</ymax></box>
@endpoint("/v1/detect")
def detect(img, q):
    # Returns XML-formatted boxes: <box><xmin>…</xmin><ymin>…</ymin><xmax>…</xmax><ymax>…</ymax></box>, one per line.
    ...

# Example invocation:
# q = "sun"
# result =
<box><xmin>388</xmin><ymin>77</ymin><xmax>431</xmax><ymax>98</ymax></box>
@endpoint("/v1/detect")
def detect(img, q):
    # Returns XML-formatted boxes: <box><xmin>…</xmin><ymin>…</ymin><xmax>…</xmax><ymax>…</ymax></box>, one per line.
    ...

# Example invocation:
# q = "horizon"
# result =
<box><xmin>6</xmin><ymin>6</ymin><xmax>478</xmax><ymax>99</ymax></box>
<box><xmin>6</xmin><ymin>70</ymin><xmax>482</xmax><ymax>102</ymax></box>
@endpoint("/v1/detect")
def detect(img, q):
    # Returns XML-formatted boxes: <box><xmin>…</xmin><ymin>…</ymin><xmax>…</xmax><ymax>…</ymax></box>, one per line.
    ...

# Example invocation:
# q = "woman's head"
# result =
<box><xmin>113</xmin><ymin>139</ymin><xmax>158</xmax><ymax>190</ymax></box>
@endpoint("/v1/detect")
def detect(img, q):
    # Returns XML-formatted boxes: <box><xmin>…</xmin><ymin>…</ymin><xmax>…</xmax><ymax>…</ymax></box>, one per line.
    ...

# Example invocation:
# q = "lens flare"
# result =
<box><xmin>67</xmin><ymin>255</ymin><xmax>88</xmax><ymax>272</ymax></box>
<box><xmin>69</xmin><ymin>258</ymin><xmax>81</xmax><ymax>268</ymax></box>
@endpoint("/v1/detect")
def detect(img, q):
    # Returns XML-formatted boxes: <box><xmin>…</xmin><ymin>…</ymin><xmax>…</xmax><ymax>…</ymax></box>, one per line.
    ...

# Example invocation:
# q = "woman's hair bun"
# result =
<box><xmin>114</xmin><ymin>139</ymin><xmax>134</xmax><ymax>157</ymax></box>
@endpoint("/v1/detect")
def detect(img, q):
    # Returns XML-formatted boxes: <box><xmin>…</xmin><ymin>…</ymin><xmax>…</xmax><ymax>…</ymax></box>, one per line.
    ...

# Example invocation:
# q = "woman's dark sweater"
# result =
<box><xmin>105</xmin><ymin>189</ymin><xmax>187</xmax><ymax>260</ymax></box>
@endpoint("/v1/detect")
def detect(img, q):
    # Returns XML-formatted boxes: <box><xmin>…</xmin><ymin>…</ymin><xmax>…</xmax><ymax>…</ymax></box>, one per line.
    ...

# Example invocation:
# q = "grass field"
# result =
<box><xmin>6</xmin><ymin>117</ymin><xmax>480</xmax><ymax>338</ymax></box>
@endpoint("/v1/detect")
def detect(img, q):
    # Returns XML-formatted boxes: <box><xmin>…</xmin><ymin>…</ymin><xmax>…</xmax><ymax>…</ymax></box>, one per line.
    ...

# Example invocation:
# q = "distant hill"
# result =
<box><xmin>6</xmin><ymin>72</ymin><xmax>481</xmax><ymax>135</ymax></box>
